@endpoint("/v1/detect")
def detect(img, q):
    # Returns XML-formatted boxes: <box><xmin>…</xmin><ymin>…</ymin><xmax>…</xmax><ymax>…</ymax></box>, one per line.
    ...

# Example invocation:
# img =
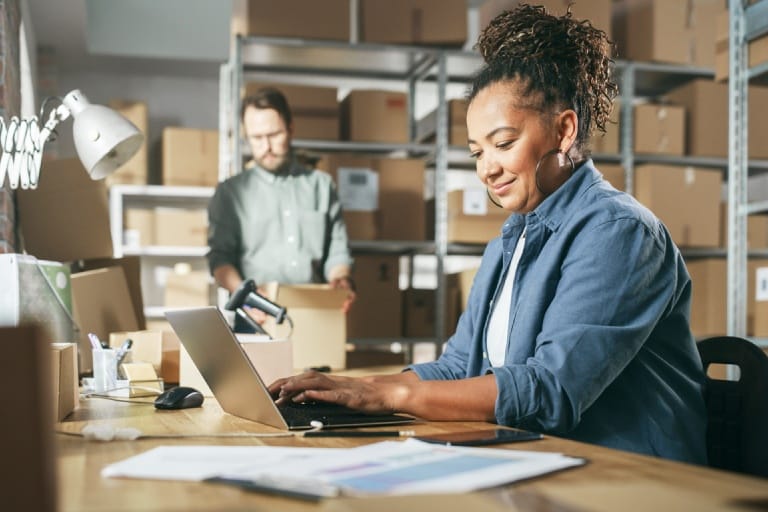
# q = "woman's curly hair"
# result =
<box><xmin>469</xmin><ymin>3</ymin><xmax>618</xmax><ymax>154</ymax></box>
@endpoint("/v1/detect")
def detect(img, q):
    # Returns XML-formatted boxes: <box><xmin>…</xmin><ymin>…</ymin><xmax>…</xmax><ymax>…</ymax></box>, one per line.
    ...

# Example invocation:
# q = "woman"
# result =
<box><xmin>269</xmin><ymin>4</ymin><xmax>707</xmax><ymax>464</ymax></box>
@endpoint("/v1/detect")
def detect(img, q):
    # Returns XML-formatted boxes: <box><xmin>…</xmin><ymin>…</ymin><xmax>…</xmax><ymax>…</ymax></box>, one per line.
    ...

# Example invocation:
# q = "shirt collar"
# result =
<box><xmin>502</xmin><ymin>159</ymin><xmax>602</xmax><ymax>237</ymax></box>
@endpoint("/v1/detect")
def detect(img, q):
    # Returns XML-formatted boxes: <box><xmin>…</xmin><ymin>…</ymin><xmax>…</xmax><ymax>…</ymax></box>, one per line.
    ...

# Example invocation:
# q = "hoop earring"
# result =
<box><xmin>535</xmin><ymin>148</ymin><xmax>575</xmax><ymax>196</ymax></box>
<box><xmin>486</xmin><ymin>188</ymin><xmax>503</xmax><ymax>209</ymax></box>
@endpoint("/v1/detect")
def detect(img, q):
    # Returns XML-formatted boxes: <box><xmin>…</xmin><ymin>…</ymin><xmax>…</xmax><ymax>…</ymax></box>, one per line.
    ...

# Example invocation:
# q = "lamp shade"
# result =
<box><xmin>62</xmin><ymin>90</ymin><xmax>144</xmax><ymax>180</ymax></box>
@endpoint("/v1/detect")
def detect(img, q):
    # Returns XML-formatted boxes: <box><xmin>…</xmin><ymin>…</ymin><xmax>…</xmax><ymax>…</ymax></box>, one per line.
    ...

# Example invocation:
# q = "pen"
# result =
<box><xmin>302</xmin><ymin>430</ymin><xmax>415</xmax><ymax>438</ymax></box>
<box><xmin>115</xmin><ymin>338</ymin><xmax>133</xmax><ymax>366</ymax></box>
<box><xmin>87</xmin><ymin>333</ymin><xmax>102</xmax><ymax>351</ymax></box>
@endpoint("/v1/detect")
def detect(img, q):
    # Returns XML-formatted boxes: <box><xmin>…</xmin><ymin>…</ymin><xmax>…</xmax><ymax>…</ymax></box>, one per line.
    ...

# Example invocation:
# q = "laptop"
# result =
<box><xmin>165</xmin><ymin>306</ymin><xmax>415</xmax><ymax>430</ymax></box>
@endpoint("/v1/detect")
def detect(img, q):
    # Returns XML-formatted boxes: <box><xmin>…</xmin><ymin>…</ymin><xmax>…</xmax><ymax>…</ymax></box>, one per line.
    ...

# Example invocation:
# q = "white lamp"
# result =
<box><xmin>0</xmin><ymin>89</ymin><xmax>144</xmax><ymax>189</ymax></box>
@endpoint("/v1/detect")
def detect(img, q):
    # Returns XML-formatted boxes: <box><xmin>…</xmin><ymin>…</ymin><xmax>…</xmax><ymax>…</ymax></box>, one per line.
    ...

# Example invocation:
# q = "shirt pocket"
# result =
<box><xmin>298</xmin><ymin>210</ymin><xmax>328</xmax><ymax>257</ymax></box>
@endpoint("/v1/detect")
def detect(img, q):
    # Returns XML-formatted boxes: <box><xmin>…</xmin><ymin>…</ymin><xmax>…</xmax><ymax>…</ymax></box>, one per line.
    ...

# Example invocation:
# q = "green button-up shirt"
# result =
<box><xmin>206</xmin><ymin>159</ymin><xmax>352</xmax><ymax>285</ymax></box>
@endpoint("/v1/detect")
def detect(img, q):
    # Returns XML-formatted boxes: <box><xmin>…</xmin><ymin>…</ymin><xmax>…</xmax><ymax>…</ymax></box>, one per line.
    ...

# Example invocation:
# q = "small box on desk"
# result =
<box><xmin>109</xmin><ymin>330</ymin><xmax>180</xmax><ymax>386</ymax></box>
<box><xmin>51</xmin><ymin>343</ymin><xmax>79</xmax><ymax>421</ymax></box>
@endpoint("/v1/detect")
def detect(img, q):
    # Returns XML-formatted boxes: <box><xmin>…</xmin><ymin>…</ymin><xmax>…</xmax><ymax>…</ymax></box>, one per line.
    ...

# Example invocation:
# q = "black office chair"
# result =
<box><xmin>697</xmin><ymin>336</ymin><xmax>768</xmax><ymax>477</ymax></box>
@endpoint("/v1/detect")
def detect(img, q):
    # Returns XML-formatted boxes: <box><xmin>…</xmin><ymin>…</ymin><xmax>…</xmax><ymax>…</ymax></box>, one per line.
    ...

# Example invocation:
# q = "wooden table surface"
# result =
<box><xmin>55</xmin><ymin>371</ymin><xmax>768</xmax><ymax>512</ymax></box>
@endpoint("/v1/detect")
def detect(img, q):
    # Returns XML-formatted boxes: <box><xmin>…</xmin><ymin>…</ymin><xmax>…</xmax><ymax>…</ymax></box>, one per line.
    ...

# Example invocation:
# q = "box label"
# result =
<box><xmin>756</xmin><ymin>267</ymin><xmax>768</xmax><ymax>302</ymax></box>
<box><xmin>338</xmin><ymin>168</ymin><xmax>379</xmax><ymax>211</ymax></box>
<box><xmin>462</xmin><ymin>188</ymin><xmax>488</xmax><ymax>216</ymax></box>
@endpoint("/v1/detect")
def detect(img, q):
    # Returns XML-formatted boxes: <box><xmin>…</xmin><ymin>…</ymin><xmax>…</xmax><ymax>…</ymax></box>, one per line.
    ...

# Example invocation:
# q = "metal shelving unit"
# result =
<box><xmin>220</xmin><ymin>35</ymin><xmax>458</xmax><ymax>355</ymax></box>
<box><xmin>109</xmin><ymin>184</ymin><xmax>216</xmax><ymax>320</ymax></box>
<box><xmin>727</xmin><ymin>0</ymin><xmax>768</xmax><ymax>348</ymax></box>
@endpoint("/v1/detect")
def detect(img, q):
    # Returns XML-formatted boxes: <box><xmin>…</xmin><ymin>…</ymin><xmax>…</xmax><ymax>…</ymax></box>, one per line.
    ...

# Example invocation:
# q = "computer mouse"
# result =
<box><xmin>154</xmin><ymin>386</ymin><xmax>204</xmax><ymax>410</ymax></box>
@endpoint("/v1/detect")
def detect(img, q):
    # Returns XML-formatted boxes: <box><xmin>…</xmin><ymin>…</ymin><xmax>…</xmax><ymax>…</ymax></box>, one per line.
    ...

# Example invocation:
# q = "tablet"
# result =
<box><xmin>415</xmin><ymin>428</ymin><xmax>543</xmax><ymax>446</ymax></box>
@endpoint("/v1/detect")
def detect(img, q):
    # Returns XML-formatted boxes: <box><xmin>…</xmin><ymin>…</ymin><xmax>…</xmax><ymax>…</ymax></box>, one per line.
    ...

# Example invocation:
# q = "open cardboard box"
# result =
<box><xmin>179</xmin><ymin>332</ymin><xmax>293</xmax><ymax>397</ymax></box>
<box><xmin>263</xmin><ymin>283</ymin><xmax>348</xmax><ymax>371</ymax></box>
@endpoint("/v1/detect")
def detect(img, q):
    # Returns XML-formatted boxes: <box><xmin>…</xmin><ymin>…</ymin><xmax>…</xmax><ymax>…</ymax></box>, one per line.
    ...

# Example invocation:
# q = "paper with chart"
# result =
<box><xmin>103</xmin><ymin>439</ymin><xmax>585</xmax><ymax>497</ymax></box>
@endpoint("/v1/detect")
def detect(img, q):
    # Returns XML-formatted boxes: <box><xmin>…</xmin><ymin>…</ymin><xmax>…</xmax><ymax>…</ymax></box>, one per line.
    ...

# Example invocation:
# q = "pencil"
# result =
<box><xmin>303</xmin><ymin>430</ymin><xmax>414</xmax><ymax>438</ymax></box>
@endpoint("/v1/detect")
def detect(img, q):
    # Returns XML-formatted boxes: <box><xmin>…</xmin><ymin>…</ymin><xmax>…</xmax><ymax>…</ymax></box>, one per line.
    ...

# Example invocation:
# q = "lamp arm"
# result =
<box><xmin>0</xmin><ymin>102</ymin><xmax>70</xmax><ymax>190</ymax></box>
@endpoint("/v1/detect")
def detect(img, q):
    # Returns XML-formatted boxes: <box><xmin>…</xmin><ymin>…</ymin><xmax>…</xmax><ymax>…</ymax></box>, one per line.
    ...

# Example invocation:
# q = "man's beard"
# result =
<box><xmin>256</xmin><ymin>150</ymin><xmax>291</xmax><ymax>173</ymax></box>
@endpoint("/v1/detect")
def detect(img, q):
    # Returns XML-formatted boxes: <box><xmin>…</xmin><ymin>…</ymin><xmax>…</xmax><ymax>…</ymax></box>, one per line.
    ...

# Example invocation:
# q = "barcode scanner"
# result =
<box><xmin>225</xmin><ymin>279</ymin><xmax>289</xmax><ymax>333</ymax></box>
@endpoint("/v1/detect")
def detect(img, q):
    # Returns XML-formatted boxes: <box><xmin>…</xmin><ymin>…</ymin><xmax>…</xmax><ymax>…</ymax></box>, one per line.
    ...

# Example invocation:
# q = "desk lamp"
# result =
<box><xmin>0</xmin><ymin>89</ymin><xmax>143</xmax><ymax>189</ymax></box>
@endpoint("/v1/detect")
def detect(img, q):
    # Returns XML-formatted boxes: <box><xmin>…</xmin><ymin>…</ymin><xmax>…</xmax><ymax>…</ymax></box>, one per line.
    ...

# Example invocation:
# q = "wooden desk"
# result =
<box><xmin>55</xmin><ymin>394</ymin><xmax>768</xmax><ymax>512</ymax></box>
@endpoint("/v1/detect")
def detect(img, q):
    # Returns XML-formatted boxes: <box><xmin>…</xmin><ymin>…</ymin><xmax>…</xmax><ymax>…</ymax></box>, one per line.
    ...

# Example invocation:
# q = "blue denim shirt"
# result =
<box><xmin>411</xmin><ymin>160</ymin><xmax>707</xmax><ymax>464</ymax></box>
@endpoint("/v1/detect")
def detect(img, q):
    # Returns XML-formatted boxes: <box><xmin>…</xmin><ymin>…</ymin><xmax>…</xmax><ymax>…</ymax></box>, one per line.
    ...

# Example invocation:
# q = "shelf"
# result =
<box><xmin>617</xmin><ymin>60</ymin><xmax>715</xmax><ymax>98</ymax></box>
<box><xmin>110</xmin><ymin>184</ymin><xmax>214</xmax><ymax>209</ymax></box>
<box><xmin>239</xmin><ymin>35</ymin><xmax>439</xmax><ymax>81</ymax></box>
<box><xmin>350</xmin><ymin>240</ymin><xmax>435</xmax><ymax>255</ymax></box>
<box><xmin>123</xmin><ymin>246</ymin><xmax>209</xmax><ymax>258</ymax></box>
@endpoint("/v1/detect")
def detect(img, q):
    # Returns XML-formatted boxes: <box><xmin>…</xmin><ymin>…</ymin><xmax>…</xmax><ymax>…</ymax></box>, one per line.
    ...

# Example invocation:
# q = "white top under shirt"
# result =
<box><xmin>486</xmin><ymin>228</ymin><xmax>527</xmax><ymax>367</ymax></box>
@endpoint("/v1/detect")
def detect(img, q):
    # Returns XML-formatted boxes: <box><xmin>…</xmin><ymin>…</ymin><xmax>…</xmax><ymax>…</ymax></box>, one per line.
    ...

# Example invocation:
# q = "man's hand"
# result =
<box><xmin>329</xmin><ymin>276</ymin><xmax>356</xmax><ymax>314</ymax></box>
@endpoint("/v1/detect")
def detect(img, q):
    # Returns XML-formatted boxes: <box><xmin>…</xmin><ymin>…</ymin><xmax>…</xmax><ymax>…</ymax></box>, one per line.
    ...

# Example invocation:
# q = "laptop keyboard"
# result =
<box><xmin>278</xmin><ymin>401</ymin><xmax>363</xmax><ymax>427</ymax></box>
<box><xmin>277</xmin><ymin>401</ymin><xmax>412</xmax><ymax>429</ymax></box>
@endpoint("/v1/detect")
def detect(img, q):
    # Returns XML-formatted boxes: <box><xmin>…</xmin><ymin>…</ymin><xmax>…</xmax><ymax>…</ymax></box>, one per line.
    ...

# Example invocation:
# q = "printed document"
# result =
<box><xmin>102</xmin><ymin>439</ymin><xmax>585</xmax><ymax>498</ymax></box>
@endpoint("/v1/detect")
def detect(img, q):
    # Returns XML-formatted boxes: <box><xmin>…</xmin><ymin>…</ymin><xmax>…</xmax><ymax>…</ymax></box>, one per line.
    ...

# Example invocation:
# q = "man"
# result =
<box><xmin>207</xmin><ymin>87</ymin><xmax>355</xmax><ymax>320</ymax></box>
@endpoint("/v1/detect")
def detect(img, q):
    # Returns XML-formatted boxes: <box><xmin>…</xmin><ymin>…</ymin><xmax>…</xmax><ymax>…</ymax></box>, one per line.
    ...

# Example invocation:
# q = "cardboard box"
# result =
<box><xmin>319</xmin><ymin>154</ymin><xmax>427</xmax><ymax>241</ymax></box>
<box><xmin>361</xmin><ymin>0</ymin><xmax>467</xmax><ymax>46</ymax></box>
<box><xmin>164</xmin><ymin>270</ymin><xmax>214</xmax><ymax>308</ymax></box>
<box><xmin>687</xmin><ymin>258</ymin><xmax>726</xmax><ymax>338</ymax></box>
<box><xmin>346</xmin><ymin>348</ymin><xmax>406</xmax><ymax>369</ymax></box>
<box><xmin>71</xmin><ymin>266</ymin><xmax>140</xmax><ymax>373</ymax></box>
<box><xmin>417</xmin><ymin>99</ymin><xmax>469</xmax><ymax>147</ymax></box>
<box><xmin>162</xmin><ymin>127</ymin><xmax>219</xmax><ymax>187</ymax></box>
<box><xmin>402</xmin><ymin>280</ymin><xmax>461</xmax><ymax>338</ymax></box>
<box><xmin>124</xmin><ymin>208</ymin><xmax>155</xmax><ymax>247</ymax></box>
<box><xmin>458</xmin><ymin>266</ymin><xmax>479</xmax><ymax>312</ymax></box>
<box><xmin>120</xmin><ymin>362</ymin><xmax>163</xmax><ymax>397</ymax></box>
<box><xmin>337</xmin><ymin>167</ymin><xmax>379</xmax><ymax>211</ymax></box>
<box><xmin>17</xmin><ymin>158</ymin><xmax>113</xmax><ymax>263</ymax></box>
<box><xmin>244</xmin><ymin>82</ymin><xmax>340</xmax><ymax>141</ymax></box>
<box><xmin>634</xmin><ymin>165</ymin><xmax>722</xmax><ymax>248</ymax></box>
<box><xmin>154</xmin><ymin>208</ymin><xmax>208</xmax><ymax>247</ymax></box>
<box><xmin>598</xmin><ymin>163</ymin><xmax>626</xmax><ymax>191</ymax></box>
<box><xmin>688</xmin><ymin>258</ymin><xmax>768</xmax><ymax>338</ymax></box>
<box><xmin>664</xmin><ymin>79</ymin><xmax>768</xmax><ymax>159</ymax></box>
<box><xmin>0</xmin><ymin>326</ymin><xmax>57</xmax><ymax>512</ymax></box>
<box><xmin>612</xmin><ymin>0</ymin><xmax>718</xmax><ymax>67</ymax></box>
<box><xmin>341</xmin><ymin>90</ymin><xmax>408</xmax><ymax>143</ymax></box>
<box><xmin>591</xmin><ymin>101</ymin><xmax>620</xmax><ymax>155</ymax></box>
<box><xmin>0</xmin><ymin>254</ymin><xmax>75</xmax><ymax>345</ymax></box>
<box><xmin>715</xmin><ymin>9</ymin><xmax>768</xmax><ymax>82</ymax></box>
<box><xmin>105</xmin><ymin>100</ymin><xmax>149</xmax><ymax>186</ymax></box>
<box><xmin>633</xmin><ymin>103</ymin><xmax>685</xmax><ymax>155</ymax></box>
<box><xmin>377</xmin><ymin>158</ymin><xmax>427</xmax><ymax>241</ymax></box>
<box><xmin>720</xmin><ymin>202</ymin><xmax>768</xmax><ymax>249</ymax></box>
<box><xmin>180</xmin><ymin>334</ymin><xmax>293</xmax><ymax>396</ymax></box>
<box><xmin>51</xmin><ymin>343</ymin><xmax>78</xmax><ymax>421</ymax></box>
<box><xmin>431</xmin><ymin>188</ymin><xmax>509</xmax><ymax>244</ymax></box>
<box><xmin>109</xmin><ymin>330</ymin><xmax>180</xmax><ymax>385</ymax></box>
<box><xmin>243</xmin><ymin>0</ymin><xmax>350</xmax><ymax>41</ymax></box>
<box><xmin>754</xmin><ymin>264</ymin><xmax>768</xmax><ymax>336</ymax></box>
<box><xmin>72</xmin><ymin>256</ymin><xmax>146</xmax><ymax>331</ymax></box>
<box><xmin>343</xmin><ymin>211</ymin><xmax>379</xmax><ymax>241</ymax></box>
<box><xmin>348</xmin><ymin>255</ymin><xmax>403</xmax><ymax>340</ymax></box>
<box><xmin>266</xmin><ymin>284</ymin><xmax>348</xmax><ymax>370</ymax></box>
<box><xmin>480</xmin><ymin>0</ymin><xmax>612</xmax><ymax>41</ymax></box>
